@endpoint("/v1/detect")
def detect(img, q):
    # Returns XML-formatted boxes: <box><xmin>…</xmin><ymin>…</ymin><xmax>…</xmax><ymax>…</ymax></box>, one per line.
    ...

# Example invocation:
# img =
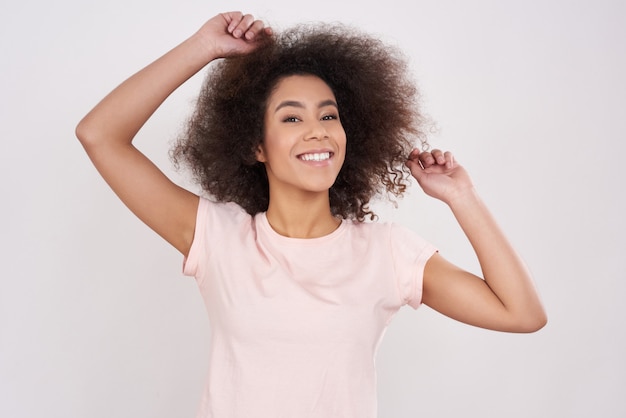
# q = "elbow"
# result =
<box><xmin>514</xmin><ymin>310</ymin><xmax>548</xmax><ymax>333</ymax></box>
<box><xmin>524</xmin><ymin>318</ymin><xmax>547</xmax><ymax>334</ymax></box>
<box><xmin>75</xmin><ymin>117</ymin><xmax>94</xmax><ymax>147</ymax></box>
<box><xmin>533</xmin><ymin>311</ymin><xmax>548</xmax><ymax>331</ymax></box>
<box><xmin>75</xmin><ymin>115</ymin><xmax>132</xmax><ymax>150</ymax></box>
<box><xmin>75</xmin><ymin>113</ymin><xmax>108</xmax><ymax>149</ymax></box>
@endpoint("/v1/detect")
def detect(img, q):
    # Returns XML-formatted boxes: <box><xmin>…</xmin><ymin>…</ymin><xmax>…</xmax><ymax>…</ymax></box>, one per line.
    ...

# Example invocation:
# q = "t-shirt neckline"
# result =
<box><xmin>257</xmin><ymin>212</ymin><xmax>347</xmax><ymax>245</ymax></box>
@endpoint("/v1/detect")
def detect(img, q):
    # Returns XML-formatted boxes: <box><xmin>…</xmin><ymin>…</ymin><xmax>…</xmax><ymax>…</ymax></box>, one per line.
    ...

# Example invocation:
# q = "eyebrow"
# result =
<box><xmin>274</xmin><ymin>99</ymin><xmax>338</xmax><ymax>113</ymax></box>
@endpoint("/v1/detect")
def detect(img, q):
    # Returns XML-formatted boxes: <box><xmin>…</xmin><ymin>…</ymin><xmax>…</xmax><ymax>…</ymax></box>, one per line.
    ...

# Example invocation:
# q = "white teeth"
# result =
<box><xmin>300</xmin><ymin>152</ymin><xmax>331</xmax><ymax>161</ymax></box>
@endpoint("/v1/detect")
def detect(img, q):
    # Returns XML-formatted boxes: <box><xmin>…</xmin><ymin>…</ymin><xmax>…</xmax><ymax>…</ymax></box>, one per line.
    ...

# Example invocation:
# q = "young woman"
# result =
<box><xmin>76</xmin><ymin>11</ymin><xmax>546</xmax><ymax>418</ymax></box>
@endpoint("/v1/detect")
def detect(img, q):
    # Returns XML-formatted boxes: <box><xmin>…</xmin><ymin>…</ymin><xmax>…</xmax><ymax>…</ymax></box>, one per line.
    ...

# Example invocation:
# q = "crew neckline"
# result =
<box><xmin>257</xmin><ymin>212</ymin><xmax>348</xmax><ymax>244</ymax></box>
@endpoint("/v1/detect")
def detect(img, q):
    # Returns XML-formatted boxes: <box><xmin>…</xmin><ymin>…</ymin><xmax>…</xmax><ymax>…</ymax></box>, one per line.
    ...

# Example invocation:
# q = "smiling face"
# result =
<box><xmin>257</xmin><ymin>74</ymin><xmax>347</xmax><ymax>198</ymax></box>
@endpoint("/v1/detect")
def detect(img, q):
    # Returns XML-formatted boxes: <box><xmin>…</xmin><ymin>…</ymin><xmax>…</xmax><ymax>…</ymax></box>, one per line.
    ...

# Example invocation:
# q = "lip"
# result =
<box><xmin>296</xmin><ymin>149</ymin><xmax>335</xmax><ymax>166</ymax></box>
<box><xmin>296</xmin><ymin>148</ymin><xmax>334</xmax><ymax>157</ymax></box>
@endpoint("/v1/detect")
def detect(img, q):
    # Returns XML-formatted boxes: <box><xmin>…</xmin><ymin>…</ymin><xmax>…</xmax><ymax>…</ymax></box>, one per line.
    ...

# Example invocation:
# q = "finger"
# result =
<box><xmin>407</xmin><ymin>148</ymin><xmax>421</xmax><ymax>162</ymax></box>
<box><xmin>443</xmin><ymin>151</ymin><xmax>455</xmax><ymax>169</ymax></box>
<box><xmin>223</xmin><ymin>12</ymin><xmax>253</xmax><ymax>38</ymax></box>
<box><xmin>244</xmin><ymin>19</ymin><xmax>269</xmax><ymax>40</ymax></box>
<box><xmin>222</xmin><ymin>11</ymin><xmax>244</xmax><ymax>32</ymax></box>
<box><xmin>231</xmin><ymin>13</ymin><xmax>256</xmax><ymax>38</ymax></box>
<box><xmin>405</xmin><ymin>149</ymin><xmax>423</xmax><ymax>171</ymax></box>
<box><xmin>405</xmin><ymin>158</ymin><xmax>425</xmax><ymax>180</ymax></box>
<box><xmin>418</xmin><ymin>150</ymin><xmax>436</xmax><ymax>168</ymax></box>
<box><xmin>431</xmin><ymin>149</ymin><xmax>446</xmax><ymax>165</ymax></box>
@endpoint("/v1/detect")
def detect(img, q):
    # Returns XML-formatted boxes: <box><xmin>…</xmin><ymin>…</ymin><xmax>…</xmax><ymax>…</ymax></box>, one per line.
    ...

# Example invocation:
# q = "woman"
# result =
<box><xmin>76</xmin><ymin>11</ymin><xmax>546</xmax><ymax>417</ymax></box>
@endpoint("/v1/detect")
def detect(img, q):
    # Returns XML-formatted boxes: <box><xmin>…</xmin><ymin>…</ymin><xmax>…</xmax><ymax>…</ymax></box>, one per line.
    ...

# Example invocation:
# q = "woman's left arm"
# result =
<box><xmin>406</xmin><ymin>149</ymin><xmax>547</xmax><ymax>333</ymax></box>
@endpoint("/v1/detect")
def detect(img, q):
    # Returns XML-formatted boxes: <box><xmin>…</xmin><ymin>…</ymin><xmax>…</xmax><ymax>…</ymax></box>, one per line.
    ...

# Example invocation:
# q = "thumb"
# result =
<box><xmin>405</xmin><ymin>158</ymin><xmax>425</xmax><ymax>182</ymax></box>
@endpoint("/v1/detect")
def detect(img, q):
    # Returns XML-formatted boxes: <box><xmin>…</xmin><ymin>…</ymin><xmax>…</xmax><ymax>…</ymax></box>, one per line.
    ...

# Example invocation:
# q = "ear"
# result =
<box><xmin>255</xmin><ymin>142</ymin><xmax>267</xmax><ymax>163</ymax></box>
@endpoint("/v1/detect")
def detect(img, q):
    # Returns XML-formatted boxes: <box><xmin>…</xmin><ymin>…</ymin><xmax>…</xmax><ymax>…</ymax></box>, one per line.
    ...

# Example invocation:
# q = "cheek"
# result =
<box><xmin>337</xmin><ymin>131</ymin><xmax>347</xmax><ymax>153</ymax></box>
<box><xmin>255</xmin><ymin>137</ymin><xmax>286</xmax><ymax>164</ymax></box>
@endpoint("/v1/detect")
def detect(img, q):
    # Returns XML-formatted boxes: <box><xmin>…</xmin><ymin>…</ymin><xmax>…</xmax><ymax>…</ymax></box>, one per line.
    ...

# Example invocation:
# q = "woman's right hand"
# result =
<box><xmin>196</xmin><ymin>11</ymin><xmax>272</xmax><ymax>59</ymax></box>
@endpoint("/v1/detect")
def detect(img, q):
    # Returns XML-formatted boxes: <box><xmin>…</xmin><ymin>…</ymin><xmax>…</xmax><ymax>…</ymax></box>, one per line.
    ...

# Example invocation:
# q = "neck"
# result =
<box><xmin>265</xmin><ymin>190</ymin><xmax>340</xmax><ymax>239</ymax></box>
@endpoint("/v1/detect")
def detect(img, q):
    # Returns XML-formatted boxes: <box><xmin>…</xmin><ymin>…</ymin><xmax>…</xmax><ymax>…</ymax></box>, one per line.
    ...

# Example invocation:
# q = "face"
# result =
<box><xmin>257</xmin><ymin>74</ymin><xmax>346</xmax><ymax>197</ymax></box>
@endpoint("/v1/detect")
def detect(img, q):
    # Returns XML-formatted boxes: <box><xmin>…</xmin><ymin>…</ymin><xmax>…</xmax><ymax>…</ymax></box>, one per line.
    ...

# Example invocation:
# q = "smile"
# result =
<box><xmin>298</xmin><ymin>152</ymin><xmax>332</xmax><ymax>162</ymax></box>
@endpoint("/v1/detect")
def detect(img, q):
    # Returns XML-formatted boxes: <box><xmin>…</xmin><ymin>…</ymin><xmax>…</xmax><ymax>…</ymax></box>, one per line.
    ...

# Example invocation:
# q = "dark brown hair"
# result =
<box><xmin>171</xmin><ymin>23</ymin><xmax>429</xmax><ymax>221</ymax></box>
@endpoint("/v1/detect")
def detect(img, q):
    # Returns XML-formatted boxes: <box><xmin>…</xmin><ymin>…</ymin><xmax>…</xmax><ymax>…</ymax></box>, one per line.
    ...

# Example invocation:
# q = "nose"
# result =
<box><xmin>304</xmin><ymin>120</ymin><xmax>330</xmax><ymax>141</ymax></box>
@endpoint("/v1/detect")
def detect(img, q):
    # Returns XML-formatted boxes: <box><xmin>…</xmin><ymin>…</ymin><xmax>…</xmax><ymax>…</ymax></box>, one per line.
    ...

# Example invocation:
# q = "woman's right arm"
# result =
<box><xmin>75</xmin><ymin>12</ymin><xmax>271</xmax><ymax>256</ymax></box>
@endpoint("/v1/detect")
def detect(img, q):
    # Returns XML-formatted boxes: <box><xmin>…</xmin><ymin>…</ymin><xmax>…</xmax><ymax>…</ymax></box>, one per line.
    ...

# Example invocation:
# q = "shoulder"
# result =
<box><xmin>198</xmin><ymin>195</ymin><xmax>249</xmax><ymax>215</ymax></box>
<box><xmin>345</xmin><ymin>219</ymin><xmax>416</xmax><ymax>237</ymax></box>
<box><xmin>185</xmin><ymin>197</ymin><xmax>255</xmax><ymax>275</ymax></box>
<box><xmin>196</xmin><ymin>196</ymin><xmax>253</xmax><ymax>231</ymax></box>
<box><xmin>352</xmin><ymin>220</ymin><xmax>436</xmax><ymax>256</ymax></box>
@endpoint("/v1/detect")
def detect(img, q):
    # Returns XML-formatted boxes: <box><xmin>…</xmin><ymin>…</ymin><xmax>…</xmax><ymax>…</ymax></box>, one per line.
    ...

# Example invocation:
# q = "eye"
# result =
<box><xmin>321</xmin><ymin>113</ymin><xmax>339</xmax><ymax>121</ymax></box>
<box><xmin>282</xmin><ymin>115</ymin><xmax>300</xmax><ymax>123</ymax></box>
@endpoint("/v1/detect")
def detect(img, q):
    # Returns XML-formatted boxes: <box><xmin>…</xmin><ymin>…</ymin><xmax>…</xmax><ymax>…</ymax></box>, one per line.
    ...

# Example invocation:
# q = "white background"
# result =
<box><xmin>1</xmin><ymin>0</ymin><xmax>625</xmax><ymax>417</ymax></box>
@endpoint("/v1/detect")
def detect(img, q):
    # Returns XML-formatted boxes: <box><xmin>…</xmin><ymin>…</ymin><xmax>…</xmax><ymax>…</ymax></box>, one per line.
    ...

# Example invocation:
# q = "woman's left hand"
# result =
<box><xmin>405</xmin><ymin>148</ymin><xmax>474</xmax><ymax>205</ymax></box>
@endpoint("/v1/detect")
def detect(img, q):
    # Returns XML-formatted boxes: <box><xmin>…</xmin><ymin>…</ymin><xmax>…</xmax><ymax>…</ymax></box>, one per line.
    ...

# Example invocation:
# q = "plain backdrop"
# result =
<box><xmin>1</xmin><ymin>0</ymin><xmax>625</xmax><ymax>417</ymax></box>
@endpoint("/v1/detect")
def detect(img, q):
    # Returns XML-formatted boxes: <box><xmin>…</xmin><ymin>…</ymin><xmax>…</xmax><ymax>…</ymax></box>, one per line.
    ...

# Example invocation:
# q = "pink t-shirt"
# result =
<box><xmin>184</xmin><ymin>197</ymin><xmax>437</xmax><ymax>418</ymax></box>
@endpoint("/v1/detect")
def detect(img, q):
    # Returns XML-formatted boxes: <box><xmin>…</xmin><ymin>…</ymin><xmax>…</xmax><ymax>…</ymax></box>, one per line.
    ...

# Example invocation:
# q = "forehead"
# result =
<box><xmin>268</xmin><ymin>74</ymin><xmax>336</xmax><ymax>103</ymax></box>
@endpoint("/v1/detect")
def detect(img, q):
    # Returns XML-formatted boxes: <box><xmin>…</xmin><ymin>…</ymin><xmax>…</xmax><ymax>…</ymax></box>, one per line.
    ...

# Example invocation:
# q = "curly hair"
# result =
<box><xmin>171</xmin><ymin>23</ymin><xmax>429</xmax><ymax>221</ymax></box>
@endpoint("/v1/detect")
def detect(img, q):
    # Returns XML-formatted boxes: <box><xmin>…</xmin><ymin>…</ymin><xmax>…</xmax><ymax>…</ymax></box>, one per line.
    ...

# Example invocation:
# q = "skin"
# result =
<box><xmin>407</xmin><ymin>150</ymin><xmax>547</xmax><ymax>332</ymax></box>
<box><xmin>76</xmin><ymin>12</ymin><xmax>547</xmax><ymax>333</ymax></box>
<box><xmin>257</xmin><ymin>74</ymin><xmax>346</xmax><ymax>238</ymax></box>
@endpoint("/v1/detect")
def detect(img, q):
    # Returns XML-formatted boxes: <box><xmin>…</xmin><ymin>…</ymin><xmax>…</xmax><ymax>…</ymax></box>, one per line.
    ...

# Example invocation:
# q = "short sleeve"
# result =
<box><xmin>182</xmin><ymin>197</ymin><xmax>210</xmax><ymax>278</ymax></box>
<box><xmin>389</xmin><ymin>223</ymin><xmax>437</xmax><ymax>309</ymax></box>
<box><xmin>182</xmin><ymin>197</ymin><xmax>252</xmax><ymax>282</ymax></box>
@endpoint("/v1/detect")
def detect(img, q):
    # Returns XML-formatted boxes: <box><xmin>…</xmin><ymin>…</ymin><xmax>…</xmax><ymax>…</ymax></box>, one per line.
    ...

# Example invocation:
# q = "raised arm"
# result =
<box><xmin>406</xmin><ymin>149</ymin><xmax>547</xmax><ymax>333</ymax></box>
<box><xmin>75</xmin><ymin>12</ymin><xmax>271</xmax><ymax>256</ymax></box>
